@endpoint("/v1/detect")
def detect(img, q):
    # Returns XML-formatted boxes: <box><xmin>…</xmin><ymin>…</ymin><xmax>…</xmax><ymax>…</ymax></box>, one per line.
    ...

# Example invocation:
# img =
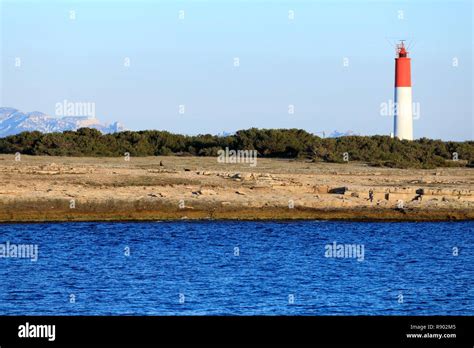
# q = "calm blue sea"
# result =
<box><xmin>0</xmin><ymin>221</ymin><xmax>472</xmax><ymax>315</ymax></box>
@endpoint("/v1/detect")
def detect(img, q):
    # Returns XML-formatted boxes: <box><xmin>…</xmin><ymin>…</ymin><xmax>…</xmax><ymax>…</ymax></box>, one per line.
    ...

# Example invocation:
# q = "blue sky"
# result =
<box><xmin>1</xmin><ymin>0</ymin><xmax>472</xmax><ymax>140</ymax></box>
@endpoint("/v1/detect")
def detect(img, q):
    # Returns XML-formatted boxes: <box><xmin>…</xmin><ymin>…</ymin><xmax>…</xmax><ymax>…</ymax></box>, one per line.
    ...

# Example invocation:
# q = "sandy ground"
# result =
<box><xmin>0</xmin><ymin>154</ymin><xmax>473</xmax><ymax>222</ymax></box>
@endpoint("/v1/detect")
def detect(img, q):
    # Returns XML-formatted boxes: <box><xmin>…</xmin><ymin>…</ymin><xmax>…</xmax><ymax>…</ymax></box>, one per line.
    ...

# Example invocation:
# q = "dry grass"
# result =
<box><xmin>0</xmin><ymin>154</ymin><xmax>472</xmax><ymax>222</ymax></box>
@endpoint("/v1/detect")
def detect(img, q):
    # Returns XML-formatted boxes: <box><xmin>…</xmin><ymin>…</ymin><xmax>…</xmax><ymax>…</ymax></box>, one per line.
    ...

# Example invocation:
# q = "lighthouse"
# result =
<box><xmin>393</xmin><ymin>41</ymin><xmax>413</xmax><ymax>140</ymax></box>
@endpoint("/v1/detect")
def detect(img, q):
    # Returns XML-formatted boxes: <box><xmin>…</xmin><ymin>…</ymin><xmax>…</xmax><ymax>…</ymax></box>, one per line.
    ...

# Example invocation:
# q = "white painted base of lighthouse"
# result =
<box><xmin>394</xmin><ymin>87</ymin><xmax>413</xmax><ymax>140</ymax></box>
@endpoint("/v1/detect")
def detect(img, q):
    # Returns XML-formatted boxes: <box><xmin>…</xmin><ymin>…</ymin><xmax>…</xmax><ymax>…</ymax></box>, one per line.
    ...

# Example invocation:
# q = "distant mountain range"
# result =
<box><xmin>0</xmin><ymin>107</ymin><xmax>124</xmax><ymax>137</ymax></box>
<box><xmin>0</xmin><ymin>107</ymin><xmax>360</xmax><ymax>139</ymax></box>
<box><xmin>328</xmin><ymin>130</ymin><xmax>360</xmax><ymax>138</ymax></box>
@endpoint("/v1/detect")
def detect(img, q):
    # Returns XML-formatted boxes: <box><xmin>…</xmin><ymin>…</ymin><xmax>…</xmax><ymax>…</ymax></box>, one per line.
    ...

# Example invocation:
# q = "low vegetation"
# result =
<box><xmin>0</xmin><ymin>128</ymin><xmax>472</xmax><ymax>169</ymax></box>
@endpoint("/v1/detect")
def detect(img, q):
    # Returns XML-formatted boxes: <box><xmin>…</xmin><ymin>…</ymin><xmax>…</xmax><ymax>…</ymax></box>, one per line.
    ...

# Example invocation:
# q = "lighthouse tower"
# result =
<box><xmin>393</xmin><ymin>41</ymin><xmax>413</xmax><ymax>140</ymax></box>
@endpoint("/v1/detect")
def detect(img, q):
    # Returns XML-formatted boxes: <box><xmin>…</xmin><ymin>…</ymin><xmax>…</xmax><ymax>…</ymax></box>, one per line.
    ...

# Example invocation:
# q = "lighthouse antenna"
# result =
<box><xmin>385</xmin><ymin>37</ymin><xmax>415</xmax><ymax>57</ymax></box>
<box><xmin>399</xmin><ymin>40</ymin><xmax>405</xmax><ymax>50</ymax></box>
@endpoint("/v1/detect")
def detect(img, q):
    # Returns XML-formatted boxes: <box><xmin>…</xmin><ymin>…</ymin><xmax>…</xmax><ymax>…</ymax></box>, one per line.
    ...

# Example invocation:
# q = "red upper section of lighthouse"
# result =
<box><xmin>398</xmin><ymin>46</ymin><xmax>407</xmax><ymax>58</ymax></box>
<box><xmin>395</xmin><ymin>41</ymin><xmax>411</xmax><ymax>87</ymax></box>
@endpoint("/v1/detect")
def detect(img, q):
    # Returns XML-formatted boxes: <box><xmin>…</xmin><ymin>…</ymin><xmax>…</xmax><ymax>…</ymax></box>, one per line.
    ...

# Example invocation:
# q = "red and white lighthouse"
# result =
<box><xmin>393</xmin><ymin>41</ymin><xmax>413</xmax><ymax>140</ymax></box>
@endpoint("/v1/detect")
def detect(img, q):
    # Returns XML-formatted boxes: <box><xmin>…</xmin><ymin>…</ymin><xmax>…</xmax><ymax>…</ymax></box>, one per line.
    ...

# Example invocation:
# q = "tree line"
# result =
<box><xmin>0</xmin><ymin>127</ymin><xmax>472</xmax><ymax>169</ymax></box>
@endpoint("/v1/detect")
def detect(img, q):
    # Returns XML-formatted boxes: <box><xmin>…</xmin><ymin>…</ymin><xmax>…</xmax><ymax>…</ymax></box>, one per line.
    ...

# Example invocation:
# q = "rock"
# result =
<box><xmin>42</xmin><ymin>163</ymin><xmax>59</xmax><ymax>169</ymax></box>
<box><xmin>416</xmin><ymin>188</ymin><xmax>425</xmax><ymax>195</ymax></box>
<box><xmin>148</xmin><ymin>192</ymin><xmax>164</xmax><ymax>198</ymax></box>
<box><xmin>389</xmin><ymin>187</ymin><xmax>417</xmax><ymax>194</ymax></box>
<box><xmin>197</xmin><ymin>189</ymin><xmax>217</xmax><ymax>195</ymax></box>
<box><xmin>329</xmin><ymin>187</ymin><xmax>349</xmax><ymax>194</ymax></box>
<box><xmin>249</xmin><ymin>185</ymin><xmax>269</xmax><ymax>190</ymax></box>
<box><xmin>241</xmin><ymin>173</ymin><xmax>254</xmax><ymax>180</ymax></box>
<box><xmin>313</xmin><ymin>185</ymin><xmax>329</xmax><ymax>194</ymax></box>
<box><xmin>35</xmin><ymin>170</ymin><xmax>61</xmax><ymax>175</ymax></box>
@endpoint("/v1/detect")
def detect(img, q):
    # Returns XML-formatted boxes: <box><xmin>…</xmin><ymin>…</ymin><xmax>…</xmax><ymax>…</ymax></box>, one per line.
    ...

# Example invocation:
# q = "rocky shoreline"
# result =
<box><xmin>0</xmin><ymin>155</ymin><xmax>472</xmax><ymax>222</ymax></box>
